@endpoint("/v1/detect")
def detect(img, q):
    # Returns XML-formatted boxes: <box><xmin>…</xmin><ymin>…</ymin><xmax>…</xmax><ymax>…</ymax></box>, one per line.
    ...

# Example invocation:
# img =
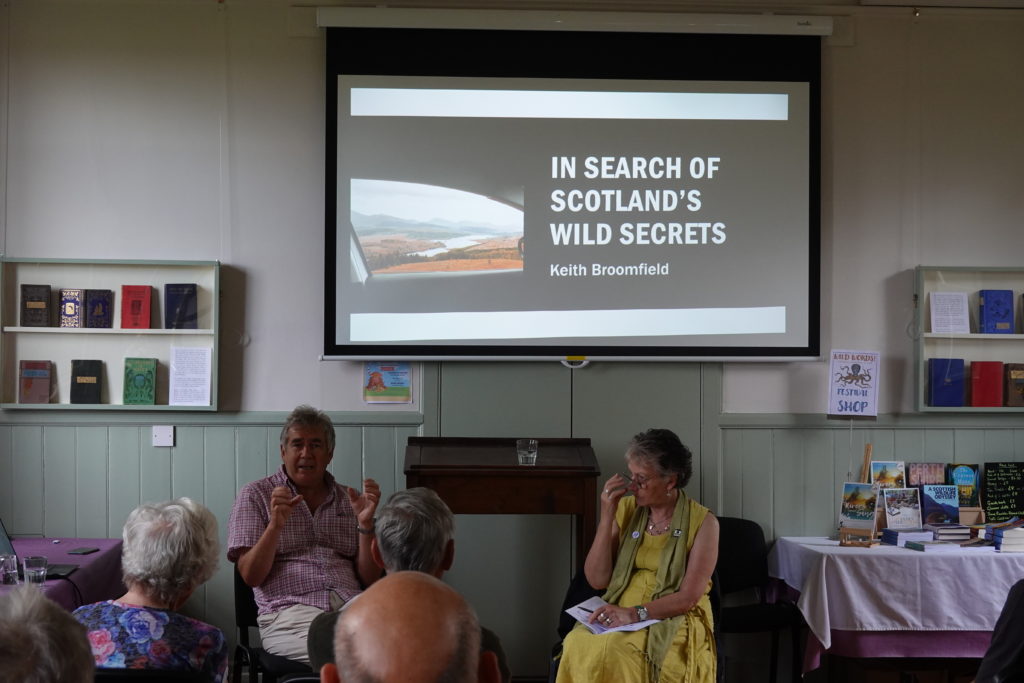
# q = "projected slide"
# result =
<box><xmin>332</xmin><ymin>75</ymin><xmax>812</xmax><ymax>354</ymax></box>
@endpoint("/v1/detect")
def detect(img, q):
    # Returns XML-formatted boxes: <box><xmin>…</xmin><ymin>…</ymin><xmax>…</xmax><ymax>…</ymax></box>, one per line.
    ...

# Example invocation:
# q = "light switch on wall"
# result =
<box><xmin>152</xmin><ymin>426</ymin><xmax>175</xmax><ymax>447</ymax></box>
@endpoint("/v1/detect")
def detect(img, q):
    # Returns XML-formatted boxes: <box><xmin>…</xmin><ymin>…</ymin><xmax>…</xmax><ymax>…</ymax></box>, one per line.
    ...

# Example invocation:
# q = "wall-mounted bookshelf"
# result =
<box><xmin>1</xmin><ymin>257</ymin><xmax>219</xmax><ymax>411</ymax></box>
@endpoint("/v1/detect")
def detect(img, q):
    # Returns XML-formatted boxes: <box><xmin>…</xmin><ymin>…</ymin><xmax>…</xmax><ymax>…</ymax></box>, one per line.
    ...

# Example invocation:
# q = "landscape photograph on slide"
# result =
<box><xmin>351</xmin><ymin>179</ymin><xmax>524</xmax><ymax>276</ymax></box>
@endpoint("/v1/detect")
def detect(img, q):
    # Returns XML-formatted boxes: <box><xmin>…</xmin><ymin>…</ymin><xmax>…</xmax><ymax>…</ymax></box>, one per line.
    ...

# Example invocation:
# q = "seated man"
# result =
<box><xmin>227</xmin><ymin>404</ymin><xmax>382</xmax><ymax>663</ymax></box>
<box><xmin>0</xmin><ymin>585</ymin><xmax>94</xmax><ymax>683</ymax></box>
<box><xmin>320</xmin><ymin>571</ymin><xmax>501</xmax><ymax>683</ymax></box>
<box><xmin>975</xmin><ymin>578</ymin><xmax>1024</xmax><ymax>683</ymax></box>
<box><xmin>307</xmin><ymin>487</ymin><xmax>510</xmax><ymax>682</ymax></box>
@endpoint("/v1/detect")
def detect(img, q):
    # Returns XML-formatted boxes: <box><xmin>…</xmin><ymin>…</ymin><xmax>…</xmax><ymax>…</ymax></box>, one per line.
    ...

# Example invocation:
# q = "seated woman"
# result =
<box><xmin>74</xmin><ymin>498</ymin><xmax>228</xmax><ymax>682</ymax></box>
<box><xmin>555</xmin><ymin>428</ymin><xmax>719</xmax><ymax>683</ymax></box>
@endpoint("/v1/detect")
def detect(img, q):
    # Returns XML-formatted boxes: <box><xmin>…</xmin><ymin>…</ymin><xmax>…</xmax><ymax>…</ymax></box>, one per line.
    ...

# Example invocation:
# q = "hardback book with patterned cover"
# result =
<box><xmin>84</xmin><ymin>289</ymin><xmax>114</xmax><ymax>328</ymax></box>
<box><xmin>1005</xmin><ymin>363</ymin><xmax>1024</xmax><ymax>407</ymax></box>
<box><xmin>163</xmin><ymin>283</ymin><xmax>198</xmax><ymax>329</ymax></box>
<box><xmin>979</xmin><ymin>289</ymin><xmax>1014</xmax><ymax>333</ymax></box>
<box><xmin>921</xmin><ymin>484</ymin><xmax>960</xmax><ymax>525</ymax></box>
<box><xmin>19</xmin><ymin>284</ymin><xmax>51</xmax><ymax>327</ymax></box>
<box><xmin>123</xmin><ymin>358</ymin><xmax>157</xmax><ymax>405</ymax></box>
<box><xmin>59</xmin><ymin>288</ymin><xmax>84</xmax><ymax>328</ymax></box>
<box><xmin>947</xmin><ymin>463</ymin><xmax>981</xmax><ymax>508</ymax></box>
<box><xmin>971</xmin><ymin>361</ymin><xmax>1004</xmax><ymax>407</ymax></box>
<box><xmin>882</xmin><ymin>487</ymin><xmax>923</xmax><ymax>529</ymax></box>
<box><xmin>18</xmin><ymin>360</ymin><xmax>51</xmax><ymax>404</ymax></box>
<box><xmin>121</xmin><ymin>285</ymin><xmax>152</xmax><ymax>329</ymax></box>
<box><xmin>70</xmin><ymin>359</ymin><xmax>102</xmax><ymax>404</ymax></box>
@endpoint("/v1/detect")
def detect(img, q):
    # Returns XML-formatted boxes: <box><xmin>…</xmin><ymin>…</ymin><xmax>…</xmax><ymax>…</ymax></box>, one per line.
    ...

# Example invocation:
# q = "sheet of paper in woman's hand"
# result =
<box><xmin>566</xmin><ymin>596</ymin><xmax>661</xmax><ymax>634</ymax></box>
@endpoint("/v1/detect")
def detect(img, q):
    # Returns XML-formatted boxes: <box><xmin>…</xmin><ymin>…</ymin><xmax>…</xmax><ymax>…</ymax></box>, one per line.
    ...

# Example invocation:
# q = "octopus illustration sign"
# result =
<box><xmin>828</xmin><ymin>349</ymin><xmax>879</xmax><ymax>417</ymax></box>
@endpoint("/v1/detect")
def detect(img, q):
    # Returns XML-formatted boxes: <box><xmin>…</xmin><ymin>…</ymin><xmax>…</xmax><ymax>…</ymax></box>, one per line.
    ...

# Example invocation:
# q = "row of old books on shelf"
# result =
<box><xmin>929</xmin><ymin>289</ymin><xmax>1019</xmax><ymax>334</ymax></box>
<box><xmin>840</xmin><ymin>460</ymin><xmax>1024</xmax><ymax>552</ymax></box>
<box><xmin>19</xmin><ymin>283</ymin><xmax>198</xmax><ymax>329</ymax></box>
<box><xmin>19</xmin><ymin>358</ymin><xmax>157</xmax><ymax>405</ymax></box>
<box><xmin>927</xmin><ymin>358</ymin><xmax>1024</xmax><ymax>407</ymax></box>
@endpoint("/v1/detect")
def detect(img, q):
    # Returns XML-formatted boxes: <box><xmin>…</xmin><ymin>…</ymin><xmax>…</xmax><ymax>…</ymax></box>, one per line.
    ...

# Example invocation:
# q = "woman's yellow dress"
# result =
<box><xmin>555</xmin><ymin>496</ymin><xmax>716</xmax><ymax>683</ymax></box>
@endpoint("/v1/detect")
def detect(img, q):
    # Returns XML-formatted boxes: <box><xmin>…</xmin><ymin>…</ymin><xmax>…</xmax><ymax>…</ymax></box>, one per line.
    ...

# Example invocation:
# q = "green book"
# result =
<box><xmin>123</xmin><ymin>358</ymin><xmax>157</xmax><ymax>405</ymax></box>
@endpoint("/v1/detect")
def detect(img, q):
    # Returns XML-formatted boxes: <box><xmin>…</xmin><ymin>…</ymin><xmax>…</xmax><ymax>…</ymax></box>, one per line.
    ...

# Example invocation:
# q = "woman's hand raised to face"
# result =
<box><xmin>600</xmin><ymin>473</ymin><xmax>630</xmax><ymax>509</ymax></box>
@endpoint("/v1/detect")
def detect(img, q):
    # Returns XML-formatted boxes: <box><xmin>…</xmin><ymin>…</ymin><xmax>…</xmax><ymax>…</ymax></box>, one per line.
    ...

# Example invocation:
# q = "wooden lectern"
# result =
<box><xmin>404</xmin><ymin>436</ymin><xmax>600</xmax><ymax>573</ymax></box>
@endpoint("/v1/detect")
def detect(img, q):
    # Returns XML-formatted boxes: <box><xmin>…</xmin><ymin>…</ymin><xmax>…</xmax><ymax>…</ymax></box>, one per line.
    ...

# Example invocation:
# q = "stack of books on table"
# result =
<box><xmin>980</xmin><ymin>517</ymin><xmax>1024</xmax><ymax>542</ymax></box>
<box><xmin>924</xmin><ymin>522</ymin><xmax>971</xmax><ymax>542</ymax></box>
<box><xmin>881</xmin><ymin>528</ymin><xmax>933</xmax><ymax>547</ymax></box>
<box><xmin>904</xmin><ymin>539</ymin><xmax>965</xmax><ymax>552</ymax></box>
<box><xmin>993</xmin><ymin>527</ymin><xmax>1024</xmax><ymax>552</ymax></box>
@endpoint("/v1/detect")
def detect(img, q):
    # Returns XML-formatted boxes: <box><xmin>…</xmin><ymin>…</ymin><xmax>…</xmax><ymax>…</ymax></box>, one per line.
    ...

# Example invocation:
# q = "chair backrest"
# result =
<box><xmin>233</xmin><ymin>565</ymin><xmax>259</xmax><ymax>644</ymax></box>
<box><xmin>94</xmin><ymin>669</ymin><xmax>206</xmax><ymax>682</ymax></box>
<box><xmin>715</xmin><ymin>516</ymin><xmax>770</xmax><ymax>596</ymax></box>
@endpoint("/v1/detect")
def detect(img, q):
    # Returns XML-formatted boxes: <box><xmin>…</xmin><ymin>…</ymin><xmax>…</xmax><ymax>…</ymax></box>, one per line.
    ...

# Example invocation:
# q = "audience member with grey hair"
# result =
<box><xmin>0</xmin><ymin>584</ymin><xmax>93</xmax><ymax>683</ymax></box>
<box><xmin>307</xmin><ymin>488</ymin><xmax>509</xmax><ymax>682</ymax></box>
<box><xmin>73</xmin><ymin>498</ymin><xmax>228</xmax><ymax>682</ymax></box>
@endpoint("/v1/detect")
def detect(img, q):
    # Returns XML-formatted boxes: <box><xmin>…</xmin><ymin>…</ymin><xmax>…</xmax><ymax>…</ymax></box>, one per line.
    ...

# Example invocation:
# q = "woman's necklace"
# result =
<box><xmin>646</xmin><ymin>513</ymin><xmax>673</xmax><ymax>535</ymax></box>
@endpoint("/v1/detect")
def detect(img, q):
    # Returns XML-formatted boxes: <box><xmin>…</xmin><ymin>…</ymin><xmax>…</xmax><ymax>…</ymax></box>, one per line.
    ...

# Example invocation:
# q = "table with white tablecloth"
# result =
<box><xmin>767</xmin><ymin>536</ymin><xmax>1024</xmax><ymax>671</ymax></box>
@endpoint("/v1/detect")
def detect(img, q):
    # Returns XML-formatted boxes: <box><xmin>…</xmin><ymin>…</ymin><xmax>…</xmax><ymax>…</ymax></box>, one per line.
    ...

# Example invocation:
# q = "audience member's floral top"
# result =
<box><xmin>73</xmin><ymin>600</ymin><xmax>228</xmax><ymax>683</ymax></box>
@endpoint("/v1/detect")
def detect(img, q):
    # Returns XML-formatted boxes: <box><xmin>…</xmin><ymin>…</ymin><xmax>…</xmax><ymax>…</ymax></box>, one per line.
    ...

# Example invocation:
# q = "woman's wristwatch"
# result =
<box><xmin>634</xmin><ymin>605</ymin><xmax>649</xmax><ymax>621</ymax></box>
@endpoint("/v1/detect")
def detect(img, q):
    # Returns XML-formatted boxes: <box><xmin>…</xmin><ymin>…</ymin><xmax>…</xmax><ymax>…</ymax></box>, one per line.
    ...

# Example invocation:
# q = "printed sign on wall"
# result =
<box><xmin>827</xmin><ymin>349</ymin><xmax>879</xmax><ymax>417</ymax></box>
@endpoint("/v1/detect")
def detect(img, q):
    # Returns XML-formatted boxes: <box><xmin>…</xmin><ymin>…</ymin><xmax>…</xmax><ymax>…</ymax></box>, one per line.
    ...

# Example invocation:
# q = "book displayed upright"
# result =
<box><xmin>59</xmin><ymin>288</ymin><xmax>84</xmax><ymax>328</ymax></box>
<box><xmin>84</xmin><ymin>289</ymin><xmax>114</xmax><ymax>328</ymax></box>
<box><xmin>1005</xmin><ymin>363</ymin><xmax>1024</xmax><ymax>407</ymax></box>
<box><xmin>840</xmin><ymin>482</ymin><xmax>878</xmax><ymax>531</ymax></box>
<box><xmin>882</xmin><ymin>487</ymin><xmax>923</xmax><ymax>529</ymax></box>
<box><xmin>921</xmin><ymin>484</ymin><xmax>960</xmax><ymax>524</ymax></box>
<box><xmin>123</xmin><ymin>358</ymin><xmax>157</xmax><ymax>405</ymax></box>
<box><xmin>907</xmin><ymin>462</ymin><xmax>946</xmax><ymax>489</ymax></box>
<box><xmin>970</xmin><ymin>361</ymin><xmax>1004</xmax><ymax>407</ymax></box>
<box><xmin>19</xmin><ymin>284</ymin><xmax>51</xmax><ymax>327</ymax></box>
<box><xmin>164</xmin><ymin>283</ymin><xmax>198</xmax><ymax>329</ymax></box>
<box><xmin>928</xmin><ymin>358</ymin><xmax>965</xmax><ymax>407</ymax></box>
<box><xmin>120</xmin><ymin>285</ymin><xmax>152</xmax><ymax>329</ymax></box>
<box><xmin>70</xmin><ymin>359</ymin><xmax>102</xmax><ymax>404</ymax></box>
<box><xmin>979</xmin><ymin>289</ymin><xmax>1014</xmax><ymax>333</ymax></box>
<box><xmin>870</xmin><ymin>461</ymin><xmax>906</xmax><ymax>489</ymax></box>
<box><xmin>18</xmin><ymin>360</ymin><xmax>51</xmax><ymax>404</ymax></box>
<box><xmin>947</xmin><ymin>463</ymin><xmax>981</xmax><ymax>508</ymax></box>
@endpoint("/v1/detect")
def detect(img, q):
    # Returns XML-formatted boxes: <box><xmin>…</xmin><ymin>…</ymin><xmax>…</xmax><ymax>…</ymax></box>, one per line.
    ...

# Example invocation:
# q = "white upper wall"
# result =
<box><xmin>2</xmin><ymin>1</ymin><xmax>1022</xmax><ymax>412</ymax></box>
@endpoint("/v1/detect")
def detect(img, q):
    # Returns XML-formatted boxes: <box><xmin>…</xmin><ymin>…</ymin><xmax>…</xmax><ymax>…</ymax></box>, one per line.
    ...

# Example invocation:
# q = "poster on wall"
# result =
<box><xmin>362</xmin><ymin>362</ymin><xmax>412</xmax><ymax>404</ymax></box>
<box><xmin>827</xmin><ymin>349</ymin><xmax>879</xmax><ymax>418</ymax></box>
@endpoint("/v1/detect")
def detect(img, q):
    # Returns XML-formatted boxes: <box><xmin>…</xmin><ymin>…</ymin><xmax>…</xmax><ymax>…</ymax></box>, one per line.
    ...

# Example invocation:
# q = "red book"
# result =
<box><xmin>121</xmin><ymin>285</ymin><xmax>152</xmax><ymax>329</ymax></box>
<box><xmin>19</xmin><ymin>360</ymin><xmax>51</xmax><ymax>404</ymax></box>
<box><xmin>971</xmin><ymin>361</ymin><xmax>1004</xmax><ymax>407</ymax></box>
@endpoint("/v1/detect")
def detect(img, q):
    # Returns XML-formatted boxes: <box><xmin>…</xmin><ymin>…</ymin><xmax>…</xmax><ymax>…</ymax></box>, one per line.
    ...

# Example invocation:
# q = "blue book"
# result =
<box><xmin>163</xmin><ymin>283</ymin><xmax>198</xmax><ymax>329</ymax></box>
<box><xmin>84</xmin><ymin>289</ymin><xmax>113</xmax><ymax>328</ymax></box>
<box><xmin>921</xmin><ymin>484</ymin><xmax>959</xmax><ymax>524</ymax></box>
<box><xmin>928</xmin><ymin>358</ymin><xmax>965</xmax><ymax>407</ymax></box>
<box><xmin>979</xmin><ymin>289</ymin><xmax>1014</xmax><ymax>333</ymax></box>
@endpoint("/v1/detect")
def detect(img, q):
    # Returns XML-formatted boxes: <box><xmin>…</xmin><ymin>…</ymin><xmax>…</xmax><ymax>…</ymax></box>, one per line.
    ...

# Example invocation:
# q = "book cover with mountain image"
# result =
<box><xmin>350</xmin><ymin>179</ymin><xmax>524</xmax><ymax>278</ymax></box>
<box><xmin>921</xmin><ymin>484</ymin><xmax>960</xmax><ymax>524</ymax></box>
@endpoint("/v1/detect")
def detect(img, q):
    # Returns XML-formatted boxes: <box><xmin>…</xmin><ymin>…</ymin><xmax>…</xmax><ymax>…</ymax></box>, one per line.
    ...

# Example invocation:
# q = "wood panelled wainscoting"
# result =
<box><xmin>0</xmin><ymin>411</ymin><xmax>424</xmax><ymax>650</ymax></box>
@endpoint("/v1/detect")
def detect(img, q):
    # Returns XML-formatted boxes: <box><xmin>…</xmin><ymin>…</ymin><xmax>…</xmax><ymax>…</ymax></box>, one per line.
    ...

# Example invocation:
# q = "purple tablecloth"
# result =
<box><xmin>1</xmin><ymin>538</ymin><xmax>124</xmax><ymax>610</ymax></box>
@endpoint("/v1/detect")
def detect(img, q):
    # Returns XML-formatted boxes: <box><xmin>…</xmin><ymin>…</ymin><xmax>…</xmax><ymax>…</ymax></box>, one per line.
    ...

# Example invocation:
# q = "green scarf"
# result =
<box><xmin>601</xmin><ymin>491</ymin><xmax>692</xmax><ymax>683</ymax></box>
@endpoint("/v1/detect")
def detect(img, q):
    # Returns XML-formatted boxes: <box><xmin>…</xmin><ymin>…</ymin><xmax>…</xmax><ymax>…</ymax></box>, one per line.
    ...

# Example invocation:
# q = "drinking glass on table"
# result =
<box><xmin>516</xmin><ymin>438</ymin><xmax>538</xmax><ymax>466</ymax></box>
<box><xmin>0</xmin><ymin>554</ymin><xmax>17</xmax><ymax>585</ymax></box>
<box><xmin>22</xmin><ymin>556</ymin><xmax>47</xmax><ymax>586</ymax></box>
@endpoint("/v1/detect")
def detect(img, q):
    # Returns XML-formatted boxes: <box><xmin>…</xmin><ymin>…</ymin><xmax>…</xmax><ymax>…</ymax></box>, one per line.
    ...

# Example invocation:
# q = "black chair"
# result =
<box><xmin>94</xmin><ymin>671</ymin><xmax>205</xmax><ymax>683</ymax></box>
<box><xmin>232</xmin><ymin>567</ymin><xmax>313</xmax><ymax>683</ymax></box>
<box><xmin>715</xmin><ymin>516</ymin><xmax>803</xmax><ymax>683</ymax></box>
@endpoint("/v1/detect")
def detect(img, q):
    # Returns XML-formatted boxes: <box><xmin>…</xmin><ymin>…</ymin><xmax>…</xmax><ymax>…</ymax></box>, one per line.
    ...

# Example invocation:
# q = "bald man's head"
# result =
<box><xmin>330</xmin><ymin>572</ymin><xmax>483</xmax><ymax>683</ymax></box>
